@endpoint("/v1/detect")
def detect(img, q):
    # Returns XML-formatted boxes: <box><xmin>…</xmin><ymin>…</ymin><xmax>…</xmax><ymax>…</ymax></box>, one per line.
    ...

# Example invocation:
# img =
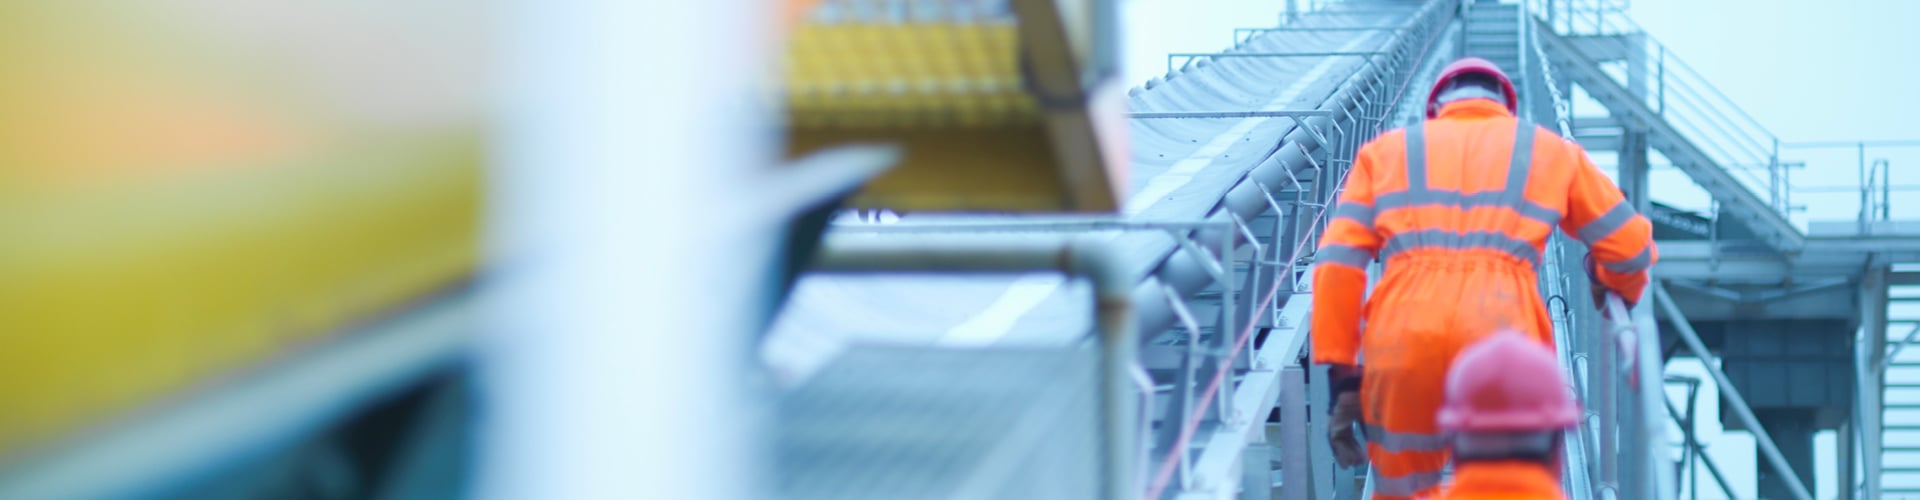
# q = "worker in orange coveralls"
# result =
<box><xmin>1309</xmin><ymin>57</ymin><xmax>1657</xmax><ymax>499</ymax></box>
<box><xmin>1426</xmin><ymin>333</ymin><xmax>1580</xmax><ymax>500</ymax></box>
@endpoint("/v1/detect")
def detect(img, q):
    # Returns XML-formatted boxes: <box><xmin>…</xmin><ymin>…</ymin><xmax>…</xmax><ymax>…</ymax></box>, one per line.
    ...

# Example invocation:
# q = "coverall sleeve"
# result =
<box><xmin>1310</xmin><ymin>143</ymin><xmax>1384</xmax><ymax>366</ymax></box>
<box><xmin>1559</xmin><ymin>145</ymin><xmax>1658</xmax><ymax>304</ymax></box>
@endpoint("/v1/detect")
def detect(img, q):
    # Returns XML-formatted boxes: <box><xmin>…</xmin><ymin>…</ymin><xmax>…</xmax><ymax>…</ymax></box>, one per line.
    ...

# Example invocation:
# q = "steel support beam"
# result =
<box><xmin>1654</xmin><ymin>282</ymin><xmax>1815</xmax><ymax>500</ymax></box>
<box><xmin>1620</xmin><ymin>131</ymin><xmax>1652</xmax><ymax>214</ymax></box>
<box><xmin>1839</xmin><ymin>419</ymin><xmax>1856</xmax><ymax>500</ymax></box>
<box><xmin>1859</xmin><ymin>263</ymin><xmax>1890</xmax><ymax>498</ymax></box>
<box><xmin>1647</xmin><ymin>241</ymin><xmax>1920</xmax><ymax>282</ymax></box>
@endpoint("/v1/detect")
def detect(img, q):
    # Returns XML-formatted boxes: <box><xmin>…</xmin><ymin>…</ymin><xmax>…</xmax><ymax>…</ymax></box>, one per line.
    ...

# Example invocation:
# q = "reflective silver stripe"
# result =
<box><xmin>1373</xmin><ymin>469</ymin><xmax>1446</xmax><ymax>498</ymax></box>
<box><xmin>1318</xmin><ymin>244</ymin><xmax>1375</xmax><ymax>268</ymax></box>
<box><xmin>1504</xmin><ymin>121</ymin><xmax>1537</xmax><ymax>198</ymax></box>
<box><xmin>1379</xmin><ymin>229</ymin><xmax>1541</xmax><ymax>265</ymax></box>
<box><xmin>1362</xmin><ymin>424</ymin><xmax>1449</xmax><ymax>453</ymax></box>
<box><xmin>1601</xmin><ymin>245</ymin><xmax>1654</xmax><ymax>273</ymax></box>
<box><xmin>1374</xmin><ymin>190</ymin><xmax>1560</xmax><ymax>226</ymax></box>
<box><xmin>1406</xmin><ymin>124</ymin><xmax>1428</xmax><ymax>194</ymax></box>
<box><xmin>1331</xmin><ymin>202</ymin><xmax>1375</xmax><ymax>226</ymax></box>
<box><xmin>1382</xmin><ymin>120</ymin><xmax>1561</xmax><ymax>227</ymax></box>
<box><xmin>1575</xmin><ymin>201</ymin><xmax>1637</xmax><ymax>245</ymax></box>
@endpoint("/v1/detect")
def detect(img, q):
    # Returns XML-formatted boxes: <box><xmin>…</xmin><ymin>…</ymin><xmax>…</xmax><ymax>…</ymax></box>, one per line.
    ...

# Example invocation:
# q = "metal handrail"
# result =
<box><xmin>1142</xmin><ymin>1</ymin><xmax>1458</xmax><ymax>497</ymax></box>
<box><xmin>1528</xmin><ymin>0</ymin><xmax>1788</xmax><ymax>220</ymax></box>
<box><xmin>1526</xmin><ymin>4</ymin><xmax>1674</xmax><ymax>497</ymax></box>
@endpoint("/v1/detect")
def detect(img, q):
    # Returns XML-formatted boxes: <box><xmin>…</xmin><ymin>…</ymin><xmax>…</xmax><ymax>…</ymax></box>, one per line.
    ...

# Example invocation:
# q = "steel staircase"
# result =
<box><xmin>1462</xmin><ymin>3</ymin><xmax>1521</xmax><ymax>75</ymax></box>
<box><xmin>1881</xmin><ymin>295</ymin><xmax>1920</xmax><ymax>495</ymax></box>
<box><xmin>1530</xmin><ymin>10</ymin><xmax>1805</xmax><ymax>254</ymax></box>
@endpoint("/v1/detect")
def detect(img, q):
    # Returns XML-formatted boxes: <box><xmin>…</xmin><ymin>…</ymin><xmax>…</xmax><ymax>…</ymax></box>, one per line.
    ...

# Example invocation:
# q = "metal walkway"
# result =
<box><xmin>770</xmin><ymin>1</ymin><xmax>1452</xmax><ymax>498</ymax></box>
<box><xmin>766</xmin><ymin>1</ymin><xmax>1920</xmax><ymax>499</ymax></box>
<box><xmin>767</xmin><ymin>0</ymin><xmax>1672</xmax><ymax>498</ymax></box>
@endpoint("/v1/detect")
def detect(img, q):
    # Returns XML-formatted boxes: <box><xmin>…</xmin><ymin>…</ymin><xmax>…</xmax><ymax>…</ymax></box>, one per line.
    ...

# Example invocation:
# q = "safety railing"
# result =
<box><xmin>1535</xmin><ymin>1</ymin><xmax>1920</xmax><ymax>237</ymax></box>
<box><xmin>1541</xmin><ymin>236</ymin><xmax>1675</xmax><ymax>500</ymax></box>
<box><xmin>1528</xmin><ymin>0</ymin><xmax>1812</xmax><ymax>232</ymax></box>
<box><xmin>1540</xmin><ymin>237</ymin><xmax>1673</xmax><ymax>500</ymax></box>
<box><xmin>1153</xmin><ymin>2</ymin><xmax>1462</xmax><ymax>498</ymax></box>
<box><xmin>1528</xmin><ymin>0</ymin><xmax>1789</xmax><ymax>219</ymax></box>
<box><xmin>1777</xmin><ymin>140</ymin><xmax>1920</xmax><ymax>233</ymax></box>
<box><xmin>1525</xmin><ymin>2</ymin><xmax>1673</xmax><ymax>497</ymax></box>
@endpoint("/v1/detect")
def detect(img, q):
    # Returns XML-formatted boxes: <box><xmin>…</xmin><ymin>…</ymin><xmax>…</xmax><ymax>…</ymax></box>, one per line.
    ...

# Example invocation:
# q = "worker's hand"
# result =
<box><xmin>1582</xmin><ymin>253</ymin><xmax>1633</xmax><ymax>313</ymax></box>
<box><xmin>1588</xmin><ymin>283</ymin><xmax>1609</xmax><ymax>314</ymax></box>
<box><xmin>1327</xmin><ymin>391</ymin><xmax>1367</xmax><ymax>467</ymax></box>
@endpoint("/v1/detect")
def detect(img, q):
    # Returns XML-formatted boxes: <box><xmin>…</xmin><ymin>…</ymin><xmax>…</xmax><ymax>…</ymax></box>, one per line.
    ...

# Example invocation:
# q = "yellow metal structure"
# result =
<box><xmin>779</xmin><ymin>1</ymin><xmax>1127</xmax><ymax>213</ymax></box>
<box><xmin>0</xmin><ymin>2</ymin><xmax>484</xmax><ymax>459</ymax></box>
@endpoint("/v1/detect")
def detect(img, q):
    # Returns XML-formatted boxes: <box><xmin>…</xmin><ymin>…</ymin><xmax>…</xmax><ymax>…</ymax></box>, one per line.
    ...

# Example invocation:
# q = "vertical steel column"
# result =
<box><xmin>1838</xmin><ymin>419</ymin><xmax>1855</xmax><ymax>500</ymax></box>
<box><xmin>1860</xmin><ymin>141</ymin><xmax>1869</xmax><ymax>233</ymax></box>
<box><xmin>1279</xmin><ymin>367</ymin><xmax>1310</xmax><ymax>500</ymax></box>
<box><xmin>1771</xmin><ymin>138</ymin><xmax>1782</xmax><ymax>213</ymax></box>
<box><xmin>1859</xmin><ymin>263</ymin><xmax>1889</xmax><ymax>498</ymax></box>
<box><xmin>480</xmin><ymin>0</ymin><xmax>775</xmax><ymax>498</ymax></box>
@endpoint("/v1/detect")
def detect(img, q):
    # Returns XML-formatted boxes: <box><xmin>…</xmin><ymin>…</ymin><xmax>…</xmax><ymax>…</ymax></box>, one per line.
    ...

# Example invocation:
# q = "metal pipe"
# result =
<box><xmin>1167</xmin><ymin>52</ymin><xmax>1385</xmax><ymax>73</ymax></box>
<box><xmin>1129</xmin><ymin>110</ymin><xmax>1334</xmax><ymax>119</ymax></box>
<box><xmin>1665</xmin><ymin>395</ymin><xmax>1737</xmax><ymax>499</ymax></box>
<box><xmin>812</xmin><ymin>233</ymin><xmax>1138</xmax><ymax>500</ymax></box>
<box><xmin>1652</xmin><ymin>282</ymin><xmax>1814</xmax><ymax>500</ymax></box>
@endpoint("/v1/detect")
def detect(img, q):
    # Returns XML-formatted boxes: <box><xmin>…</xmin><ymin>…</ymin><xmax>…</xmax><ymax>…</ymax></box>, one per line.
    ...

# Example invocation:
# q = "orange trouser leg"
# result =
<box><xmin>1360</xmin><ymin>361</ymin><xmax>1453</xmax><ymax>500</ymax></box>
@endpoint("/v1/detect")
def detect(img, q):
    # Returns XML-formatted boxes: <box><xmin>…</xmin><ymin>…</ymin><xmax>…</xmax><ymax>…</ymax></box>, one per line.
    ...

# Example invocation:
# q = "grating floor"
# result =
<box><xmin>776</xmin><ymin>345</ymin><xmax>1099</xmax><ymax>500</ymax></box>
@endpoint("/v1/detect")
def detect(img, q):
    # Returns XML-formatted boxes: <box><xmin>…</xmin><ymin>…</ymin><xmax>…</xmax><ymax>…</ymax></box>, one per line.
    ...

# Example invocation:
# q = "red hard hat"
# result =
<box><xmin>1426</xmin><ymin>57</ymin><xmax>1518</xmax><ymax>118</ymax></box>
<box><xmin>1436</xmin><ymin>332</ymin><xmax>1580</xmax><ymax>432</ymax></box>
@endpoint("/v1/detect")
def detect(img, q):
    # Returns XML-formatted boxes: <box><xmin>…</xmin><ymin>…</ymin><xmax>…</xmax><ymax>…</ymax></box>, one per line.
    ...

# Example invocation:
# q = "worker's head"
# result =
<box><xmin>1436</xmin><ymin>332</ymin><xmax>1579</xmax><ymax>468</ymax></box>
<box><xmin>1426</xmin><ymin>57</ymin><xmax>1518</xmax><ymax>118</ymax></box>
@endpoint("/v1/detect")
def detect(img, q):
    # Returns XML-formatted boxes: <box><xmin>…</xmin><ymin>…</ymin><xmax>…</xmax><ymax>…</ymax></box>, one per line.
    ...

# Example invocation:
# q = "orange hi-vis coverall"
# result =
<box><xmin>1425</xmin><ymin>461</ymin><xmax>1568</xmax><ymax>500</ymax></box>
<box><xmin>1311</xmin><ymin>99</ymin><xmax>1656</xmax><ymax>499</ymax></box>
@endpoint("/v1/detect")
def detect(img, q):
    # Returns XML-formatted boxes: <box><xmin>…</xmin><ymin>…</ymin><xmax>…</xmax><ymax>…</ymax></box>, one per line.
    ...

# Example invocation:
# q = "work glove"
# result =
<box><xmin>1583</xmin><ymin>253</ymin><xmax>1632</xmax><ymax>313</ymax></box>
<box><xmin>1328</xmin><ymin>391</ymin><xmax>1366</xmax><ymax>467</ymax></box>
<box><xmin>1325</xmin><ymin>363</ymin><xmax>1366</xmax><ymax>467</ymax></box>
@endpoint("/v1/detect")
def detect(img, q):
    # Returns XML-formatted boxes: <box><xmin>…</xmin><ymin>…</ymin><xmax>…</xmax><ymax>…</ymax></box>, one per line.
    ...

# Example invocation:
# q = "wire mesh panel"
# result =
<box><xmin>776</xmin><ymin>345</ymin><xmax>1099</xmax><ymax>500</ymax></box>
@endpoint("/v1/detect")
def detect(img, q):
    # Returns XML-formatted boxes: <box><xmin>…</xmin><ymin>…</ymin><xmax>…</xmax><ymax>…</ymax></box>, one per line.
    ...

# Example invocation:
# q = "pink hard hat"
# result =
<box><xmin>1426</xmin><ymin>57</ymin><xmax>1519</xmax><ymax>118</ymax></box>
<box><xmin>1436</xmin><ymin>332</ymin><xmax>1580</xmax><ymax>432</ymax></box>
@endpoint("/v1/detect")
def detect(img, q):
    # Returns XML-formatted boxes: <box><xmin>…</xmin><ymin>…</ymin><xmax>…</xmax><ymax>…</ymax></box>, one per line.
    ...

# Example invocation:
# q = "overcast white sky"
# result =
<box><xmin>1118</xmin><ymin>0</ymin><xmax>1920</xmax><ymax>498</ymax></box>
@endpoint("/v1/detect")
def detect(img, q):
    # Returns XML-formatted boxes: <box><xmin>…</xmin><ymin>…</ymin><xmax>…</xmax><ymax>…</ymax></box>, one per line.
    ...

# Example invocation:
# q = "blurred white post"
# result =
<box><xmin>479</xmin><ymin>2</ymin><xmax>778</xmax><ymax>500</ymax></box>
